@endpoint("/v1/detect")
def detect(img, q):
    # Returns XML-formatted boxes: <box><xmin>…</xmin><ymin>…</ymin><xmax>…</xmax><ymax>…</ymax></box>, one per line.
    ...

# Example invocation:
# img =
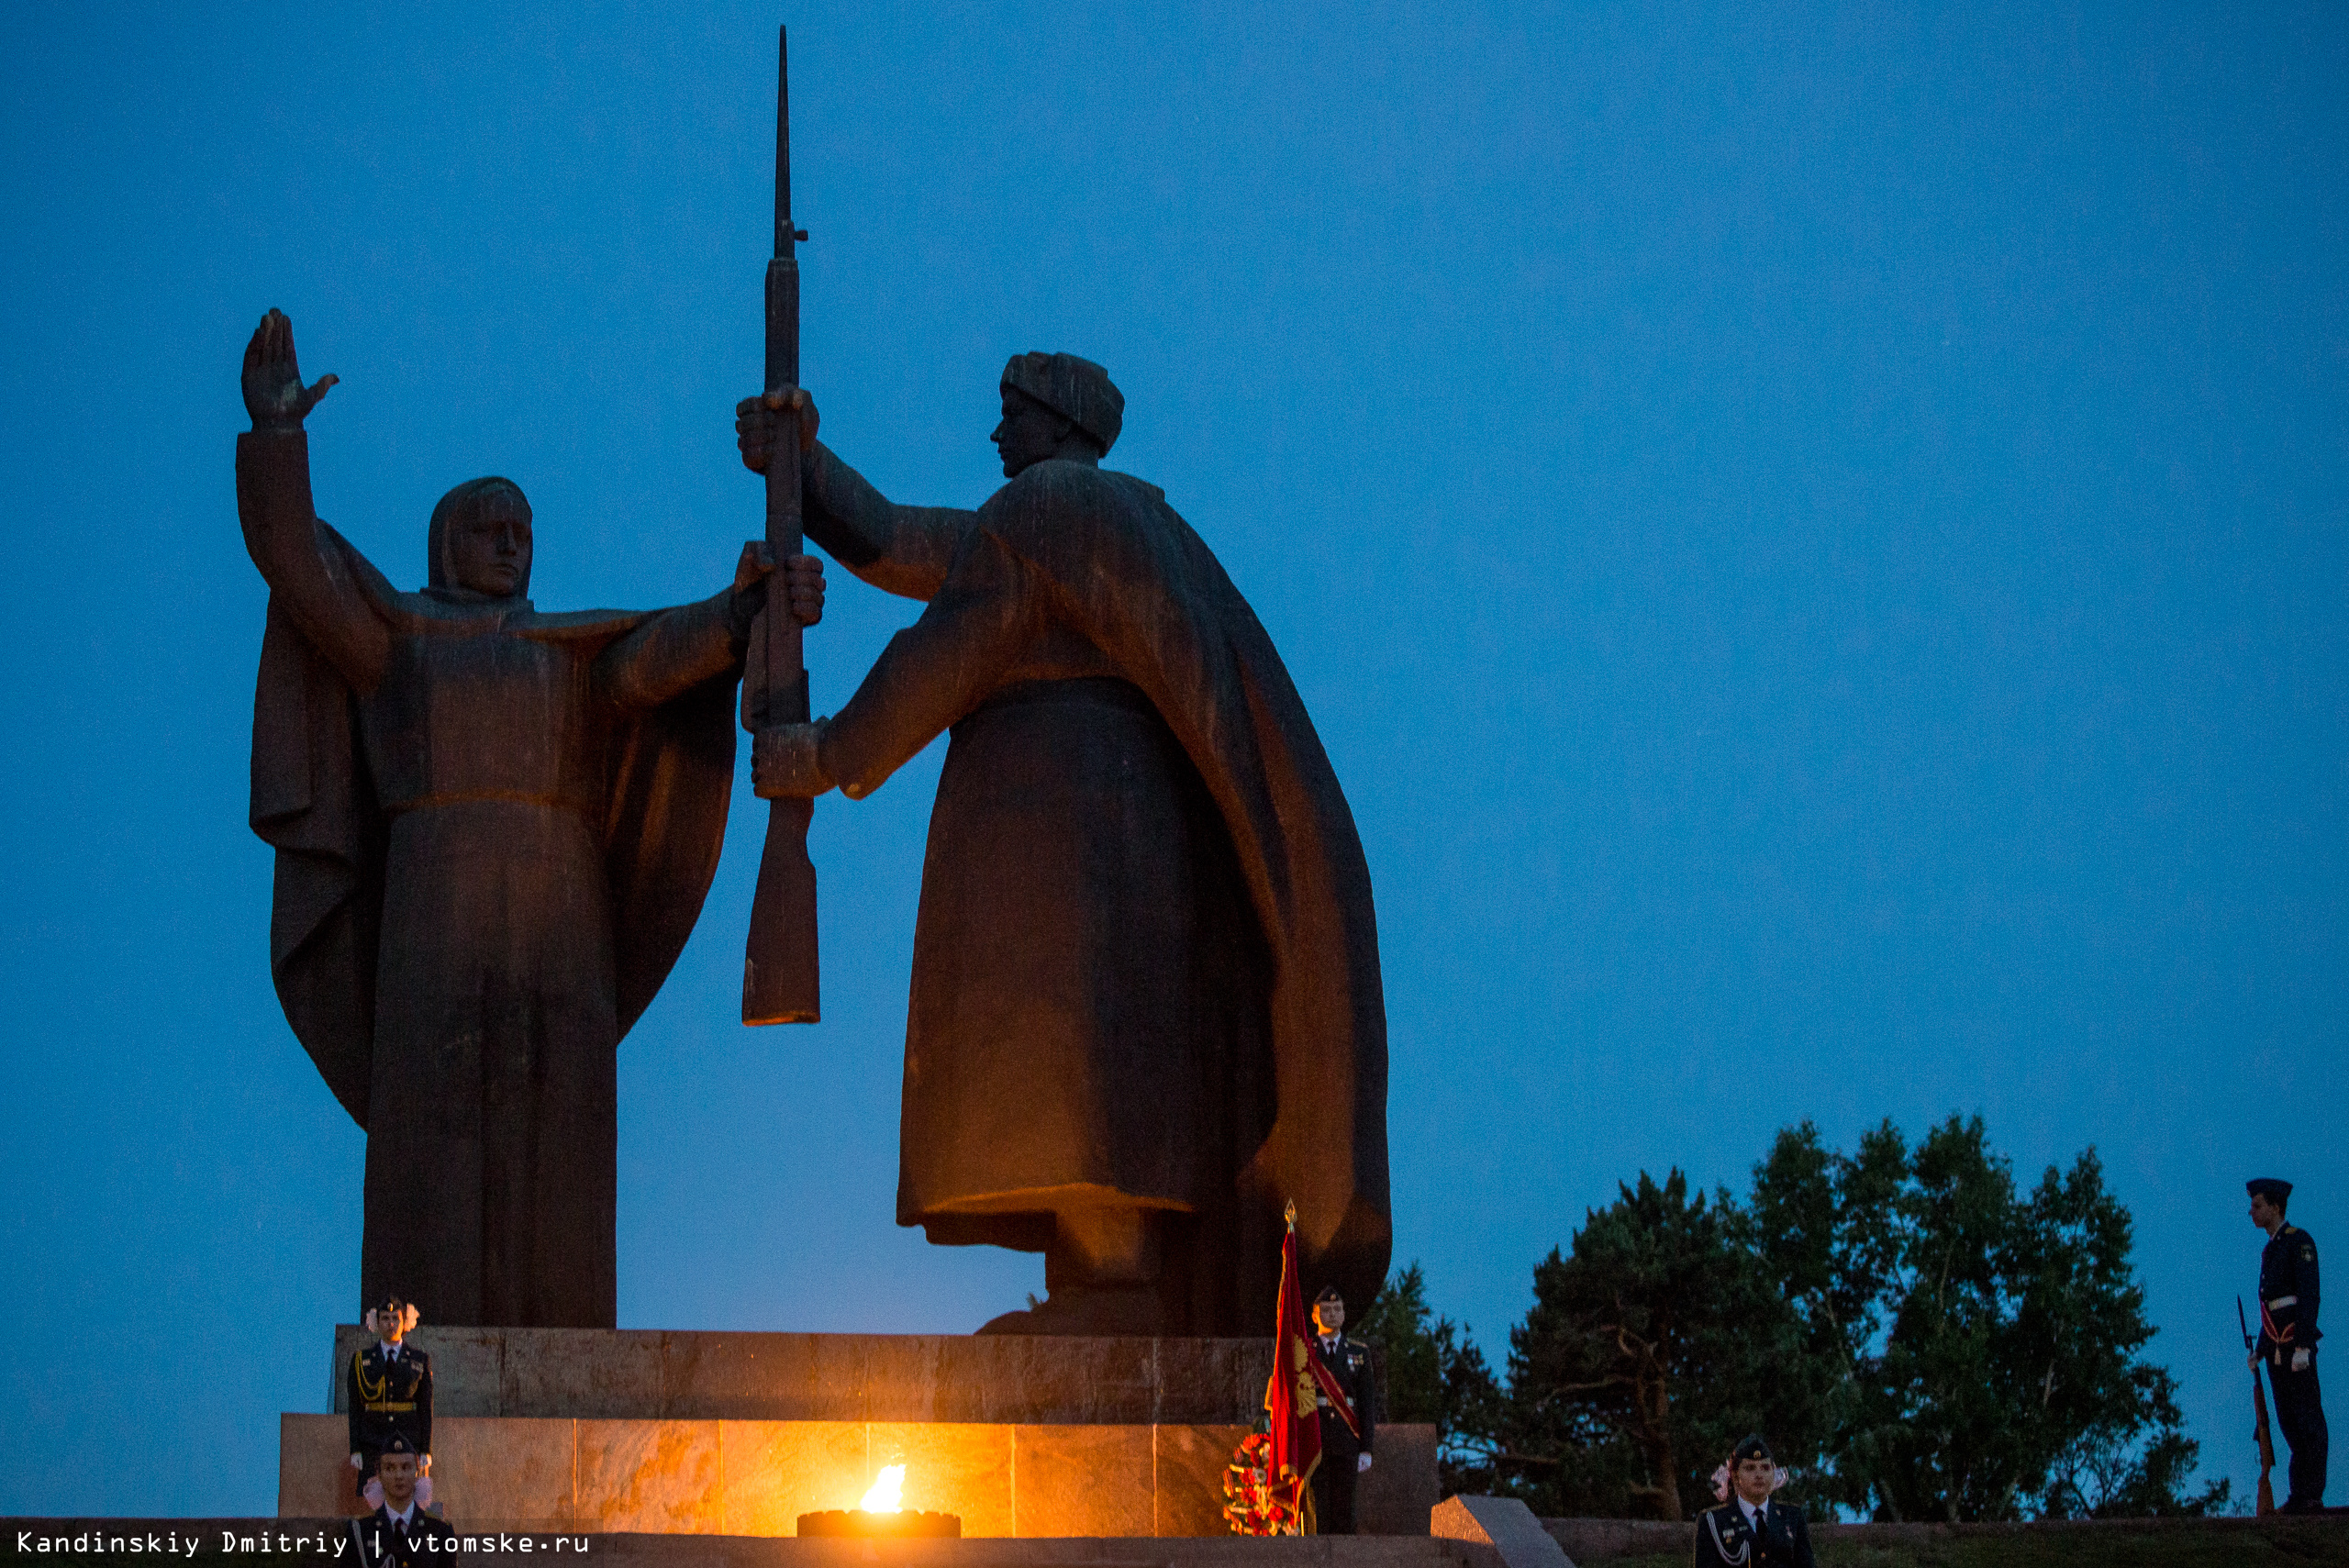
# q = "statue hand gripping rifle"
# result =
<box><xmin>237</xmin><ymin>310</ymin><xmax>823</xmax><ymax>1326</ymax></box>
<box><xmin>737</xmin><ymin>357</ymin><xmax>1391</xmax><ymax>1335</ymax></box>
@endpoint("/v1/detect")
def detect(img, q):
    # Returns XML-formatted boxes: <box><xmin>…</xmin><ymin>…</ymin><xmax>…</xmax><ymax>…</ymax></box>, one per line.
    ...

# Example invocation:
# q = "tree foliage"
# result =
<box><xmin>1364</xmin><ymin>1116</ymin><xmax>2227</xmax><ymax>1523</ymax></box>
<box><xmin>1498</xmin><ymin>1171</ymin><xmax>1835</xmax><ymax>1518</ymax></box>
<box><xmin>1357</xmin><ymin>1262</ymin><xmax>1506</xmax><ymax>1496</ymax></box>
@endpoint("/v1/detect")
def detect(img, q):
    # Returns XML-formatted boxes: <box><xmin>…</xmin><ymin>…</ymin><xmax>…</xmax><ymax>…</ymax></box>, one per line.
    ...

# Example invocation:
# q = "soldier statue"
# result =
<box><xmin>738</xmin><ymin>355</ymin><xmax>1388</xmax><ymax>1334</ymax></box>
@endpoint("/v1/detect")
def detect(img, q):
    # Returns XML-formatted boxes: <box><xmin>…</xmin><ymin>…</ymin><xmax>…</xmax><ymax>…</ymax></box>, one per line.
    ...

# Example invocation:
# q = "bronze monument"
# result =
<box><xmin>238</xmin><ymin>309</ymin><xmax>822</xmax><ymax>1326</ymax></box>
<box><xmin>240</xmin><ymin>27</ymin><xmax>1387</xmax><ymax>1337</ymax></box>
<box><xmin>740</xmin><ymin>356</ymin><xmax>1390</xmax><ymax>1335</ymax></box>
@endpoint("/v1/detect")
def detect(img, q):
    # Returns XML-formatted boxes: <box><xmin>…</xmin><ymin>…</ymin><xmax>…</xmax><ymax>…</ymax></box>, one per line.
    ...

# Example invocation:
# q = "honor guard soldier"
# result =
<box><xmin>348</xmin><ymin>1295</ymin><xmax>433</xmax><ymax>1509</ymax></box>
<box><xmin>2249</xmin><ymin>1177</ymin><xmax>2327</xmax><ymax>1511</ymax></box>
<box><xmin>1696</xmin><ymin>1434</ymin><xmax>1815</xmax><ymax>1567</ymax></box>
<box><xmin>346</xmin><ymin>1434</ymin><xmax>452</xmax><ymax>1568</ymax></box>
<box><xmin>1309</xmin><ymin>1285</ymin><xmax>1377</xmax><ymax>1535</ymax></box>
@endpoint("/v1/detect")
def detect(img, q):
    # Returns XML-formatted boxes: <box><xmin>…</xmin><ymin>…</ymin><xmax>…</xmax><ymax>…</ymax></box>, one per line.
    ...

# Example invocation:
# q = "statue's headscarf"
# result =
<box><xmin>427</xmin><ymin>476</ymin><xmax>532</xmax><ymax>596</ymax></box>
<box><xmin>1001</xmin><ymin>352</ymin><xmax>1124</xmax><ymax>456</ymax></box>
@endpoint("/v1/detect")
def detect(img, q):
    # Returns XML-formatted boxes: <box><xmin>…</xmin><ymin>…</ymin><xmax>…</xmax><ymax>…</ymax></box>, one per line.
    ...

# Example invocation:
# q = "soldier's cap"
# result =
<box><xmin>380</xmin><ymin>1433</ymin><xmax>419</xmax><ymax>1457</ymax></box>
<box><xmin>1731</xmin><ymin>1434</ymin><xmax>1773</xmax><ymax>1464</ymax></box>
<box><xmin>375</xmin><ymin>1292</ymin><xmax>410</xmax><ymax>1313</ymax></box>
<box><xmin>2248</xmin><ymin>1178</ymin><xmax>2294</xmax><ymax>1204</ymax></box>
<box><xmin>1001</xmin><ymin>352</ymin><xmax>1123</xmax><ymax>456</ymax></box>
<box><xmin>1313</xmin><ymin>1284</ymin><xmax>1345</xmax><ymax>1306</ymax></box>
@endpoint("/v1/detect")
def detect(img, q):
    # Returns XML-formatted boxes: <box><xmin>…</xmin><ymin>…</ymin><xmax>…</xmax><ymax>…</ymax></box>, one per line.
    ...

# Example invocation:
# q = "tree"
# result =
<box><xmin>1747</xmin><ymin>1116</ymin><xmax>2229</xmax><ymax>1522</ymax></box>
<box><xmin>1497</xmin><ymin>1172</ymin><xmax>1831</xmax><ymax>1518</ymax></box>
<box><xmin>1357</xmin><ymin>1262</ymin><xmax>1507</xmax><ymax>1495</ymax></box>
<box><xmin>1377</xmin><ymin>1117</ymin><xmax>2225</xmax><ymax>1522</ymax></box>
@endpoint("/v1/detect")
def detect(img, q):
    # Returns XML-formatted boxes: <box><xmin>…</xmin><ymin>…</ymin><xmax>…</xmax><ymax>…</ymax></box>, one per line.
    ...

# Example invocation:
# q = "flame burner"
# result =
<box><xmin>796</xmin><ymin>1510</ymin><xmax>962</xmax><ymax>1540</ymax></box>
<box><xmin>800</xmin><ymin>1464</ymin><xmax>961</xmax><ymax>1539</ymax></box>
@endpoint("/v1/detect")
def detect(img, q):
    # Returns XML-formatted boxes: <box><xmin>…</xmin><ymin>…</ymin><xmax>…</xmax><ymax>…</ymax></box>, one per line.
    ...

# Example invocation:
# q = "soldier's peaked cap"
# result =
<box><xmin>1314</xmin><ymin>1284</ymin><xmax>1345</xmax><ymax>1305</ymax></box>
<box><xmin>380</xmin><ymin>1432</ymin><xmax>418</xmax><ymax>1456</ymax></box>
<box><xmin>1002</xmin><ymin>352</ymin><xmax>1123</xmax><ymax>455</ymax></box>
<box><xmin>2248</xmin><ymin>1177</ymin><xmax>2294</xmax><ymax>1203</ymax></box>
<box><xmin>1732</xmin><ymin>1434</ymin><xmax>1773</xmax><ymax>1464</ymax></box>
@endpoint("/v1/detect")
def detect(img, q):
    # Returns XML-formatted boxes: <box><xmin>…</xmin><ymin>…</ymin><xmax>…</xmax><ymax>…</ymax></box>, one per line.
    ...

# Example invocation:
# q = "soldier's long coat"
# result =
<box><xmin>804</xmin><ymin>448</ymin><xmax>1390</xmax><ymax>1326</ymax></box>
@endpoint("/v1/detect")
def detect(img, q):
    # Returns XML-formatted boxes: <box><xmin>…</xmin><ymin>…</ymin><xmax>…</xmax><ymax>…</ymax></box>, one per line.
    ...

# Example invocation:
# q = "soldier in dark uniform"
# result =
<box><xmin>347</xmin><ymin>1294</ymin><xmax>432</xmax><ymax>1509</ymax></box>
<box><xmin>1695</xmin><ymin>1434</ymin><xmax>1815</xmax><ymax>1568</ymax></box>
<box><xmin>2249</xmin><ymin>1177</ymin><xmax>2326</xmax><ymax>1511</ymax></box>
<box><xmin>1308</xmin><ymin>1285</ymin><xmax>1377</xmax><ymax>1535</ymax></box>
<box><xmin>346</xmin><ymin>1434</ymin><xmax>453</xmax><ymax>1568</ymax></box>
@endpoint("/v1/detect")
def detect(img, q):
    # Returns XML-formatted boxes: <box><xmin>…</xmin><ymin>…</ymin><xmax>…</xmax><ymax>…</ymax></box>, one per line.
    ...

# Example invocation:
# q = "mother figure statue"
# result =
<box><xmin>236</xmin><ymin>310</ymin><xmax>822</xmax><ymax>1327</ymax></box>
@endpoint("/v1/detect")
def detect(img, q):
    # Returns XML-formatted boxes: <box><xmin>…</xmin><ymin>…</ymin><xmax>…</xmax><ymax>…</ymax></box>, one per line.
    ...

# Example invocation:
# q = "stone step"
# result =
<box><xmin>581</xmin><ymin>1535</ymin><xmax>1495</xmax><ymax>1567</ymax></box>
<box><xmin>281</xmin><ymin>1415</ymin><xmax>1438</xmax><ymax>1539</ymax></box>
<box><xmin>330</xmin><ymin>1328</ymin><xmax>1284</xmax><ymax>1426</ymax></box>
<box><xmin>139</xmin><ymin>1526</ymin><xmax>1495</xmax><ymax>1568</ymax></box>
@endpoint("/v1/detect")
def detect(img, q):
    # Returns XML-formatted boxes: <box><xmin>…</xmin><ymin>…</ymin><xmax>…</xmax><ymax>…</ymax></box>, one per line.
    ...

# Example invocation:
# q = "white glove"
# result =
<box><xmin>1357</xmin><ymin>1452</ymin><xmax>1373</xmax><ymax>1473</ymax></box>
<box><xmin>2292</xmin><ymin>1348</ymin><xmax>2311</xmax><ymax>1372</ymax></box>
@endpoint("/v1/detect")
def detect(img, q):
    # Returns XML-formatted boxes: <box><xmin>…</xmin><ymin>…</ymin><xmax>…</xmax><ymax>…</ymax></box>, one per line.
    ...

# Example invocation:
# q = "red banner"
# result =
<box><xmin>1264</xmin><ymin>1207</ymin><xmax>1356</xmax><ymax>1532</ymax></box>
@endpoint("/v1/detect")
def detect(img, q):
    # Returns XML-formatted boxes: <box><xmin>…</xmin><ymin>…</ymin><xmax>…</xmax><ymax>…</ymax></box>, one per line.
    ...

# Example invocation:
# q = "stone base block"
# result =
<box><xmin>328</xmin><ymin>1326</ymin><xmax>1277</xmax><ymax>1425</ymax></box>
<box><xmin>282</xmin><ymin>1415</ymin><xmax>1436</xmax><ymax>1537</ymax></box>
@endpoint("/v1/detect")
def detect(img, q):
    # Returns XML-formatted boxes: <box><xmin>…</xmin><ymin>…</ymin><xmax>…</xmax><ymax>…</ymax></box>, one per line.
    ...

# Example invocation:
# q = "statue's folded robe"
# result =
<box><xmin>247</xmin><ymin>536</ymin><xmax>737</xmax><ymax>1131</ymax></box>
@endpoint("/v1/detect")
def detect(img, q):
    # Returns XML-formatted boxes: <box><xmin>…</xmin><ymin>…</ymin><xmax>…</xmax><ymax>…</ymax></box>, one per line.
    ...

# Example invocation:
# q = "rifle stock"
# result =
<box><xmin>741</xmin><ymin>22</ymin><xmax>819</xmax><ymax>1026</ymax></box>
<box><xmin>2241</xmin><ymin>1296</ymin><xmax>2277</xmax><ymax>1516</ymax></box>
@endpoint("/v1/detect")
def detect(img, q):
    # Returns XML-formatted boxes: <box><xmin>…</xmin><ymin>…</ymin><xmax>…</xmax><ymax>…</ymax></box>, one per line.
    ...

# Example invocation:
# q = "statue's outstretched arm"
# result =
<box><xmin>596</xmin><ymin>547</ymin><xmax>826</xmax><ymax>710</ymax></box>
<box><xmin>799</xmin><ymin>442</ymin><xmax>971</xmax><ymax>602</ymax></box>
<box><xmin>237</xmin><ymin>311</ymin><xmax>390</xmax><ymax>695</ymax></box>
<box><xmin>815</xmin><ymin>529</ymin><xmax>1040</xmax><ymax>799</ymax></box>
<box><xmin>594</xmin><ymin>591</ymin><xmax>742</xmax><ymax>711</ymax></box>
<box><xmin>735</xmin><ymin>394</ymin><xmax>970</xmax><ymax>601</ymax></box>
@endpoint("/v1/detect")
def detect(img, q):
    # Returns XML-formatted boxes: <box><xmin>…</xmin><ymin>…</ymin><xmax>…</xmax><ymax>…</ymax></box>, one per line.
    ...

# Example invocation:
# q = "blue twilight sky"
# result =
<box><xmin>1</xmin><ymin>0</ymin><xmax>2342</xmax><ymax>1518</ymax></box>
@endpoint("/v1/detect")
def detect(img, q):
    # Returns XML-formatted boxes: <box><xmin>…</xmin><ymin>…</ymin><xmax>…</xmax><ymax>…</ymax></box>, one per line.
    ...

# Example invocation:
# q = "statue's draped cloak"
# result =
<box><xmin>812</xmin><ymin>454</ymin><xmax>1390</xmax><ymax>1319</ymax></box>
<box><xmin>241</xmin><ymin>434</ymin><xmax>738</xmax><ymax>1325</ymax></box>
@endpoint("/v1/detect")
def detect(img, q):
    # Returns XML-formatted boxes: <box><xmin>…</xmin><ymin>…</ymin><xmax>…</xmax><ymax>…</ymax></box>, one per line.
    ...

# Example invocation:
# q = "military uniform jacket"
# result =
<box><xmin>1313</xmin><ymin>1332</ymin><xmax>1377</xmax><ymax>1458</ymax></box>
<box><xmin>347</xmin><ymin>1341</ymin><xmax>433</xmax><ymax>1458</ymax></box>
<box><xmin>347</xmin><ymin>1507</ymin><xmax>453</xmax><ymax>1568</ymax></box>
<box><xmin>1695</xmin><ymin>1500</ymin><xmax>1815</xmax><ymax>1568</ymax></box>
<box><xmin>2257</xmin><ymin>1224</ymin><xmax>2321</xmax><ymax>1362</ymax></box>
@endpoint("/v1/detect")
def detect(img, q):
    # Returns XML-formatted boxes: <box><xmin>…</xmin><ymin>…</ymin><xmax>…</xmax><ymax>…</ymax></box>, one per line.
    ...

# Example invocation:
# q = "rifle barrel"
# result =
<box><xmin>742</xmin><ymin>21</ymin><xmax>820</xmax><ymax>1026</ymax></box>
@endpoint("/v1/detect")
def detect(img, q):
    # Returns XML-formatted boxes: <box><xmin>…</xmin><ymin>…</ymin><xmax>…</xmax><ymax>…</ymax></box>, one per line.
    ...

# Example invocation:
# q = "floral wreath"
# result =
<box><xmin>1223</xmin><ymin>1431</ymin><xmax>1295</xmax><ymax>1535</ymax></box>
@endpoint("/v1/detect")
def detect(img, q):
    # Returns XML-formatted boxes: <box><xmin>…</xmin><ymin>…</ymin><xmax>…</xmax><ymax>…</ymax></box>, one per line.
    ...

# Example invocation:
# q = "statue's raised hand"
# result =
<box><xmin>242</xmin><ymin>308</ymin><xmax>339</xmax><ymax>430</ymax></box>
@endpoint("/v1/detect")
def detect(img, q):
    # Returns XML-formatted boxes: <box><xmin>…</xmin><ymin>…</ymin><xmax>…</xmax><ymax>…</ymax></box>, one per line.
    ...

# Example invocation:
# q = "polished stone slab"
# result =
<box><xmin>150</xmin><ymin>1524</ymin><xmax>1498</xmax><ymax>1568</ymax></box>
<box><xmin>1430</xmin><ymin>1497</ymin><xmax>1571</xmax><ymax>1568</ymax></box>
<box><xmin>328</xmin><ymin>1327</ymin><xmax>1277</xmax><ymax>1425</ymax></box>
<box><xmin>577</xmin><ymin>1537</ymin><xmax>1494</xmax><ymax>1568</ymax></box>
<box><xmin>279</xmin><ymin>1414</ymin><xmax>1437</xmax><ymax>1537</ymax></box>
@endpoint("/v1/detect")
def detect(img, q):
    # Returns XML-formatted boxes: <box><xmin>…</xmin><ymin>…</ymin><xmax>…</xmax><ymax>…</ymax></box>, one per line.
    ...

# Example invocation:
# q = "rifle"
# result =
<box><xmin>740</xmin><ymin>23</ymin><xmax>820</xmax><ymax>1025</ymax></box>
<box><xmin>2240</xmin><ymin>1296</ymin><xmax>2277</xmax><ymax>1515</ymax></box>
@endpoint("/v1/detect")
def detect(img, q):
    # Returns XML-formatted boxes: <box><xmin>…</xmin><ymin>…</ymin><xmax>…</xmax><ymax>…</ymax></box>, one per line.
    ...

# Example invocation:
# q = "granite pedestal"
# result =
<box><xmin>288</xmin><ymin>1328</ymin><xmax>1436</xmax><ymax>1537</ymax></box>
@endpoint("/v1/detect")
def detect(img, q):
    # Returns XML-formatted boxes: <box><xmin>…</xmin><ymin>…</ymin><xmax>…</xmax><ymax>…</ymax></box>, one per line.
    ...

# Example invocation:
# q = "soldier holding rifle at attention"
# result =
<box><xmin>2249</xmin><ymin>1177</ymin><xmax>2327</xmax><ymax>1511</ymax></box>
